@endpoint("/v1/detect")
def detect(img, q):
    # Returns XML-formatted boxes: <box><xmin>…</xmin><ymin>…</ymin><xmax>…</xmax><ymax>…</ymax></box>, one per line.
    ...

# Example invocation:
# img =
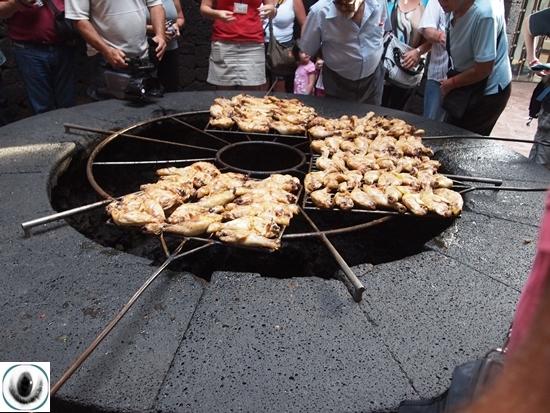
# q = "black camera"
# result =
<box><xmin>102</xmin><ymin>57</ymin><xmax>163</xmax><ymax>102</ymax></box>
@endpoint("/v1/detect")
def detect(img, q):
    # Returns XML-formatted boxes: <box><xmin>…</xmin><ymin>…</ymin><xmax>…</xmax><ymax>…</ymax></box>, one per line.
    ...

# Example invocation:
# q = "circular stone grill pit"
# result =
<box><xmin>5</xmin><ymin>92</ymin><xmax>544</xmax><ymax>413</ymax></box>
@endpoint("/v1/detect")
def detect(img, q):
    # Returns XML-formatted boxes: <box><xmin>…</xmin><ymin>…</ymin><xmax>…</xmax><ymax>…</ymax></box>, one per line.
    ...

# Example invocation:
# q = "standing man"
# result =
<box><xmin>419</xmin><ymin>0</ymin><xmax>447</xmax><ymax>121</ymax></box>
<box><xmin>523</xmin><ymin>7</ymin><xmax>550</xmax><ymax>167</ymax></box>
<box><xmin>300</xmin><ymin>0</ymin><xmax>387</xmax><ymax>104</ymax></box>
<box><xmin>65</xmin><ymin>0</ymin><xmax>167</xmax><ymax>70</ymax></box>
<box><xmin>0</xmin><ymin>0</ymin><xmax>77</xmax><ymax>114</ymax></box>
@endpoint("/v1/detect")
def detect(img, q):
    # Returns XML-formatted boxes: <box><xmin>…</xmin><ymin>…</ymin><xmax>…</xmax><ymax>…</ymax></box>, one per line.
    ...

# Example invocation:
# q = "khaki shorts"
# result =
<box><xmin>207</xmin><ymin>41</ymin><xmax>266</xmax><ymax>87</ymax></box>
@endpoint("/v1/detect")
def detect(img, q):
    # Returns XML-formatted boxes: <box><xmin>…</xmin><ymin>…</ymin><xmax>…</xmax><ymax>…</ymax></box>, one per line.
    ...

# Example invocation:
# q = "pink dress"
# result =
<box><xmin>294</xmin><ymin>61</ymin><xmax>316</xmax><ymax>95</ymax></box>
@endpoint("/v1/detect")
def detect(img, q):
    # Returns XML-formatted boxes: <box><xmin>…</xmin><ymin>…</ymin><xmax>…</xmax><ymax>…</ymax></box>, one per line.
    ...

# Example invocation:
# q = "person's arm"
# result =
<box><xmin>259</xmin><ymin>0</ymin><xmax>277</xmax><ymax>20</ymax></box>
<box><xmin>149</xmin><ymin>4</ymin><xmax>167</xmax><ymax>60</ymax></box>
<box><xmin>174</xmin><ymin>0</ymin><xmax>185</xmax><ymax>34</ymax></box>
<box><xmin>440</xmin><ymin>60</ymin><xmax>493</xmax><ymax>96</ymax></box>
<box><xmin>200</xmin><ymin>0</ymin><xmax>235</xmax><ymax>22</ymax></box>
<box><xmin>74</xmin><ymin>20</ymin><xmax>129</xmax><ymax>68</ymax></box>
<box><xmin>305</xmin><ymin>70</ymin><xmax>316</xmax><ymax>95</ymax></box>
<box><xmin>293</xmin><ymin>0</ymin><xmax>306</xmax><ymax>28</ymax></box>
<box><xmin>422</xmin><ymin>27</ymin><xmax>445</xmax><ymax>45</ymax></box>
<box><xmin>299</xmin><ymin>10</ymin><xmax>321</xmax><ymax>56</ymax></box>
<box><xmin>0</xmin><ymin>0</ymin><xmax>28</xmax><ymax>19</ymax></box>
<box><xmin>441</xmin><ymin>16</ymin><xmax>496</xmax><ymax>96</ymax></box>
<box><xmin>524</xmin><ymin>14</ymin><xmax>537</xmax><ymax>65</ymax></box>
<box><xmin>524</xmin><ymin>8</ymin><xmax>550</xmax><ymax>66</ymax></box>
<box><xmin>402</xmin><ymin>41</ymin><xmax>431</xmax><ymax>69</ymax></box>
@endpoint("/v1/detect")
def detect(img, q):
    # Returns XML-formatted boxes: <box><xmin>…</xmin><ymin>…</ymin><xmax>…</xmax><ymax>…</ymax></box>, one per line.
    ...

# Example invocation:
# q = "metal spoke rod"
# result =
<box><xmin>423</xmin><ymin>135</ymin><xmax>550</xmax><ymax>147</ymax></box>
<box><xmin>50</xmin><ymin>240</ymin><xmax>214</xmax><ymax>396</ymax></box>
<box><xmin>299</xmin><ymin>207</ymin><xmax>365</xmax><ymax>302</ymax></box>
<box><xmin>93</xmin><ymin>158</ymin><xmax>215</xmax><ymax>166</ymax></box>
<box><xmin>444</xmin><ymin>174</ymin><xmax>503</xmax><ymax>186</ymax></box>
<box><xmin>283</xmin><ymin>216</ymin><xmax>393</xmax><ymax>239</ymax></box>
<box><xmin>21</xmin><ymin>199</ymin><xmax>113</xmax><ymax>237</ymax></box>
<box><xmin>460</xmin><ymin>185</ymin><xmax>548</xmax><ymax>194</ymax></box>
<box><xmin>64</xmin><ymin>123</ymin><xmax>218</xmax><ymax>153</ymax></box>
<box><xmin>169</xmin><ymin>116</ymin><xmax>230</xmax><ymax>145</ymax></box>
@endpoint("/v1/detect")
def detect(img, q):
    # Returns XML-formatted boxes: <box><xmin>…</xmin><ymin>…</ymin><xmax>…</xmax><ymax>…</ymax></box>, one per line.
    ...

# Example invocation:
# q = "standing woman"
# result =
<box><xmin>382</xmin><ymin>0</ymin><xmax>431</xmax><ymax>110</ymax></box>
<box><xmin>438</xmin><ymin>0</ymin><xmax>511</xmax><ymax>136</ymax></box>
<box><xmin>264</xmin><ymin>0</ymin><xmax>306</xmax><ymax>92</ymax></box>
<box><xmin>148</xmin><ymin>0</ymin><xmax>185</xmax><ymax>92</ymax></box>
<box><xmin>201</xmin><ymin>0</ymin><xmax>277</xmax><ymax>89</ymax></box>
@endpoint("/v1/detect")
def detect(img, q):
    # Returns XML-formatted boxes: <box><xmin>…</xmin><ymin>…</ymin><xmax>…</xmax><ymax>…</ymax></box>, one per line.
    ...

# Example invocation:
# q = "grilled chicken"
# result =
<box><xmin>402</xmin><ymin>193</ymin><xmax>428</xmax><ymax>216</ymax></box>
<box><xmin>350</xmin><ymin>187</ymin><xmax>376</xmax><ymax>210</ymax></box>
<box><xmin>310</xmin><ymin>187</ymin><xmax>333</xmax><ymax>208</ymax></box>
<box><xmin>334</xmin><ymin>191</ymin><xmax>354</xmax><ymax>210</ymax></box>
<box><xmin>305</xmin><ymin>171</ymin><xmax>327</xmax><ymax>193</ymax></box>
<box><xmin>434</xmin><ymin>188</ymin><xmax>463</xmax><ymax>216</ymax></box>
<box><xmin>207</xmin><ymin>216</ymin><xmax>280</xmax><ymax>239</ymax></box>
<box><xmin>195</xmin><ymin>172</ymin><xmax>247</xmax><ymax>199</ymax></box>
<box><xmin>107</xmin><ymin>193</ymin><xmax>165</xmax><ymax>227</ymax></box>
<box><xmin>420</xmin><ymin>191</ymin><xmax>452</xmax><ymax>217</ymax></box>
<box><xmin>217</xmin><ymin>230</ymin><xmax>281</xmax><ymax>251</ymax></box>
<box><xmin>223</xmin><ymin>202</ymin><xmax>298</xmax><ymax>226</ymax></box>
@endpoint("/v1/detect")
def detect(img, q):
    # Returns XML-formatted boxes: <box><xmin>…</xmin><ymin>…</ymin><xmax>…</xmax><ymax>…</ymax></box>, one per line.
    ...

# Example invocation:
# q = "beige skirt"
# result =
<box><xmin>207</xmin><ymin>41</ymin><xmax>266</xmax><ymax>87</ymax></box>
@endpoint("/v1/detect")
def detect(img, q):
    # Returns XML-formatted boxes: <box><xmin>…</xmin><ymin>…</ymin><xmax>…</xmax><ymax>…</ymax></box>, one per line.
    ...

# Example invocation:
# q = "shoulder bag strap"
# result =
<box><xmin>44</xmin><ymin>0</ymin><xmax>62</xmax><ymax>17</ymax></box>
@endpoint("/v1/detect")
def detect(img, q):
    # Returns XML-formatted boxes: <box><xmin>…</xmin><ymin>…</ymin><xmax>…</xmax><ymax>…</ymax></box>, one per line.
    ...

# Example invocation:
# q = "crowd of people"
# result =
<box><xmin>0</xmin><ymin>0</ymin><xmax>548</xmax><ymax>162</ymax></box>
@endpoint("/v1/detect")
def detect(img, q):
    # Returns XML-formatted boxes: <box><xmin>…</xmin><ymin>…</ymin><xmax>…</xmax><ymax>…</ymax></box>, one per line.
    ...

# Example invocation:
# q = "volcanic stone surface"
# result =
<box><xmin>0</xmin><ymin>92</ymin><xmax>547</xmax><ymax>412</ymax></box>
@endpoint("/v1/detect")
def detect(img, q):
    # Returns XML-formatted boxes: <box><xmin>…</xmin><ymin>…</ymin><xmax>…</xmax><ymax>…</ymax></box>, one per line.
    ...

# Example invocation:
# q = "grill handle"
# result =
<box><xmin>299</xmin><ymin>208</ymin><xmax>365</xmax><ymax>302</ymax></box>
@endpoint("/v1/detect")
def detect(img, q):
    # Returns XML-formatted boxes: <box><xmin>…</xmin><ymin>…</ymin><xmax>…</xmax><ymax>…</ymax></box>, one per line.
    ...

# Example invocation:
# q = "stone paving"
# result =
<box><xmin>0</xmin><ymin>92</ymin><xmax>546</xmax><ymax>412</ymax></box>
<box><xmin>492</xmin><ymin>81</ymin><xmax>537</xmax><ymax>157</ymax></box>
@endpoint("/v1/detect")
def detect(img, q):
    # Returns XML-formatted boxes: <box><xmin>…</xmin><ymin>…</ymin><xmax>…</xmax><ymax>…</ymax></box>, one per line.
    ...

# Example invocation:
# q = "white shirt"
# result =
<box><xmin>65</xmin><ymin>0</ymin><xmax>162</xmax><ymax>59</ymax></box>
<box><xmin>418</xmin><ymin>0</ymin><xmax>447</xmax><ymax>82</ymax></box>
<box><xmin>300</xmin><ymin>0</ymin><xmax>386</xmax><ymax>81</ymax></box>
<box><xmin>448</xmin><ymin>0</ymin><xmax>512</xmax><ymax>95</ymax></box>
<box><xmin>265</xmin><ymin>0</ymin><xmax>295</xmax><ymax>44</ymax></box>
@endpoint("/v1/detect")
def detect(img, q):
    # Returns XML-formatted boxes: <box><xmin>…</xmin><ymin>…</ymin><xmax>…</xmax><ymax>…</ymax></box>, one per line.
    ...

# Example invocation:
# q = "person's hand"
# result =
<box><xmin>152</xmin><ymin>34</ymin><xmax>167</xmax><ymax>61</ymax></box>
<box><xmin>437</xmin><ymin>30</ymin><xmax>446</xmax><ymax>47</ymax></box>
<box><xmin>402</xmin><ymin>48</ymin><xmax>420</xmax><ymax>70</ymax></box>
<box><xmin>315</xmin><ymin>58</ymin><xmax>324</xmax><ymax>71</ymax></box>
<box><xmin>165</xmin><ymin>23</ymin><xmax>180</xmax><ymax>41</ymax></box>
<box><xmin>258</xmin><ymin>3</ymin><xmax>276</xmax><ymax>19</ymax></box>
<box><xmin>105</xmin><ymin>47</ymin><xmax>128</xmax><ymax>69</ymax></box>
<box><xmin>530</xmin><ymin>59</ymin><xmax>550</xmax><ymax>77</ymax></box>
<box><xmin>440</xmin><ymin>78</ymin><xmax>455</xmax><ymax>97</ymax></box>
<box><xmin>216</xmin><ymin>10</ymin><xmax>236</xmax><ymax>22</ymax></box>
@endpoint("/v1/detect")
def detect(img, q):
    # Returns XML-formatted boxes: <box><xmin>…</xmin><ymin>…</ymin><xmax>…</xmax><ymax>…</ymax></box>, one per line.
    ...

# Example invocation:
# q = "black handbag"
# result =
<box><xmin>441</xmin><ymin>25</ymin><xmax>497</xmax><ymax>120</ymax></box>
<box><xmin>265</xmin><ymin>13</ymin><xmax>297</xmax><ymax>78</ymax></box>
<box><xmin>45</xmin><ymin>0</ymin><xmax>80</xmax><ymax>44</ymax></box>
<box><xmin>398</xmin><ymin>348</ymin><xmax>505</xmax><ymax>413</ymax></box>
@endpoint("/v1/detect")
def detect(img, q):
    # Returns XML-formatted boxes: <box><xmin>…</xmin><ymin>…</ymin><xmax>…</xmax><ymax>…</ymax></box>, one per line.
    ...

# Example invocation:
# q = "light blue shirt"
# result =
<box><xmin>448</xmin><ymin>0</ymin><xmax>512</xmax><ymax>95</ymax></box>
<box><xmin>300</xmin><ymin>0</ymin><xmax>387</xmax><ymax>81</ymax></box>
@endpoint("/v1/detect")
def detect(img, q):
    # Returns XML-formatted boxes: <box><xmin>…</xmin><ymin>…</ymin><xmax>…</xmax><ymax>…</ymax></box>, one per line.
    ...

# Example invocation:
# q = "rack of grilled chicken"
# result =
<box><xmin>208</xmin><ymin>94</ymin><xmax>316</xmax><ymax>136</ymax></box>
<box><xmin>303</xmin><ymin>113</ymin><xmax>464</xmax><ymax>218</ymax></box>
<box><xmin>106</xmin><ymin>162</ymin><xmax>301</xmax><ymax>251</ymax></box>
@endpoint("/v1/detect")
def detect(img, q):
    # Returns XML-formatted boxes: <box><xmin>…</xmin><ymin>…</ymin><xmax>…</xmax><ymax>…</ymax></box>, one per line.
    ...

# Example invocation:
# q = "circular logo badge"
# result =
<box><xmin>2</xmin><ymin>364</ymin><xmax>49</xmax><ymax>411</ymax></box>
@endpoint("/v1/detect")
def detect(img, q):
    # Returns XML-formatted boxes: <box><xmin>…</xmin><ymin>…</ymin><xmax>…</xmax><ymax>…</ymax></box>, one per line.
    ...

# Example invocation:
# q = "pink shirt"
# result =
<box><xmin>508</xmin><ymin>190</ymin><xmax>550</xmax><ymax>353</ymax></box>
<box><xmin>294</xmin><ymin>61</ymin><xmax>316</xmax><ymax>95</ymax></box>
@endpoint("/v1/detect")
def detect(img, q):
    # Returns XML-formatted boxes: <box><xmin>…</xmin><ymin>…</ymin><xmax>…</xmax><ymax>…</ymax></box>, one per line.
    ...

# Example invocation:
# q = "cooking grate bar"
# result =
<box><xmin>422</xmin><ymin>134</ymin><xmax>550</xmax><ymax>146</ymax></box>
<box><xmin>21</xmin><ymin>198</ymin><xmax>113</xmax><ymax>237</ymax></box>
<box><xmin>64</xmin><ymin>123</ymin><xmax>218</xmax><ymax>153</ymax></box>
<box><xmin>93</xmin><ymin>158</ymin><xmax>216</xmax><ymax>166</ymax></box>
<box><xmin>50</xmin><ymin>239</ymin><xmax>214</xmax><ymax>396</ymax></box>
<box><xmin>299</xmin><ymin>207</ymin><xmax>365</xmax><ymax>302</ymax></box>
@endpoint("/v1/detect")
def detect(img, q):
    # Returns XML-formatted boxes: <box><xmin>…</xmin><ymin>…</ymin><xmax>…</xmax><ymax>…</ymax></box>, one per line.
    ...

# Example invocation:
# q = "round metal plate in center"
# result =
<box><xmin>216</xmin><ymin>141</ymin><xmax>306</xmax><ymax>177</ymax></box>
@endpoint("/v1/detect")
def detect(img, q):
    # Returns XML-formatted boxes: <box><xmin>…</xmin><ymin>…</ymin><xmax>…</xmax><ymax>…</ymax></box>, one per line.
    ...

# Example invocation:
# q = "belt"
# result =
<box><xmin>12</xmin><ymin>41</ymin><xmax>63</xmax><ymax>51</ymax></box>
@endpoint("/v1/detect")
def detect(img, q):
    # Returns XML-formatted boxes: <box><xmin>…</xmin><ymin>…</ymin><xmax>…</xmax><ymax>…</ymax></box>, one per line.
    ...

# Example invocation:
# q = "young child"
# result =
<box><xmin>293</xmin><ymin>46</ymin><xmax>316</xmax><ymax>95</ymax></box>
